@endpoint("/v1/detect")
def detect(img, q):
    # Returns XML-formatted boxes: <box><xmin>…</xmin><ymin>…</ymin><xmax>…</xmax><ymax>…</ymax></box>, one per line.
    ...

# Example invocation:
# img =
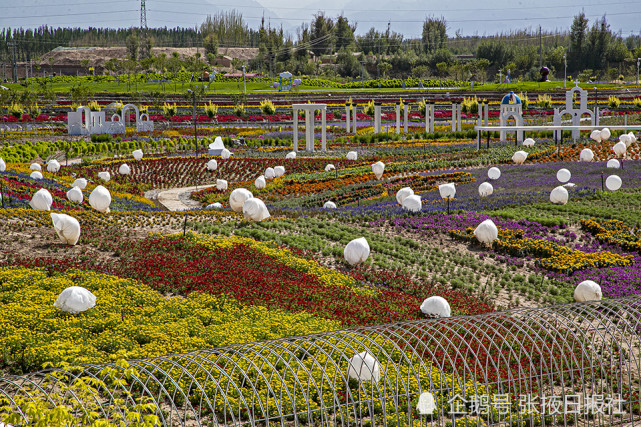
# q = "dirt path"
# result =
<box><xmin>156</xmin><ymin>185</ymin><xmax>216</xmax><ymax>211</ymax></box>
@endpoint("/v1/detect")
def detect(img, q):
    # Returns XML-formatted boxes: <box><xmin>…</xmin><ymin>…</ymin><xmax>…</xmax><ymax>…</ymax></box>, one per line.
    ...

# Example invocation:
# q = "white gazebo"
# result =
<box><xmin>499</xmin><ymin>91</ymin><xmax>524</xmax><ymax>142</ymax></box>
<box><xmin>292</xmin><ymin>104</ymin><xmax>327</xmax><ymax>152</ymax></box>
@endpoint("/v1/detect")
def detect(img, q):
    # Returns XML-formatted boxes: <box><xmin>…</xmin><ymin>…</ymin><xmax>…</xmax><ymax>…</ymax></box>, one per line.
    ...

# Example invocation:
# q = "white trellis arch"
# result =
<box><xmin>292</xmin><ymin>104</ymin><xmax>327</xmax><ymax>152</ymax></box>
<box><xmin>553</xmin><ymin>84</ymin><xmax>594</xmax><ymax>141</ymax></box>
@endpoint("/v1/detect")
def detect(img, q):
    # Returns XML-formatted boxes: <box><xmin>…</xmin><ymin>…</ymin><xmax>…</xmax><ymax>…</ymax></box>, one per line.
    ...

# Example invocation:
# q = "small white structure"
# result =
<box><xmin>439</xmin><ymin>183</ymin><xmax>456</xmax><ymax>199</ymax></box>
<box><xmin>207</xmin><ymin>202</ymin><xmax>223</xmax><ymax>209</ymax></box>
<box><xmin>47</xmin><ymin>159</ymin><xmax>61</xmax><ymax>173</ymax></box>
<box><xmin>346</xmin><ymin>151</ymin><xmax>358</xmax><ymax>161</ymax></box>
<box><xmin>72</xmin><ymin>178</ymin><xmax>87</xmax><ymax>190</ymax></box>
<box><xmin>206</xmin><ymin>159</ymin><xmax>218</xmax><ymax>171</ymax></box>
<box><xmin>30</xmin><ymin>163</ymin><xmax>41</xmax><ymax>171</ymax></box>
<box><xmin>118</xmin><ymin>163</ymin><xmax>131</xmax><ymax>175</ymax></box>
<box><xmin>420</xmin><ymin>296</ymin><xmax>451</xmax><ymax>318</ymax></box>
<box><xmin>325</xmin><ymin>164</ymin><xmax>335</xmax><ymax>172</ymax></box>
<box><xmin>474</xmin><ymin>219</ymin><xmax>499</xmax><ymax>245</ymax></box>
<box><xmin>255</xmin><ymin>175</ymin><xmax>266</xmax><ymax>189</ymax></box>
<box><xmin>613</xmin><ymin>142</ymin><xmax>627</xmax><ymax>157</ymax></box>
<box><xmin>606</xmin><ymin>175</ymin><xmax>622</xmax><ymax>191</ymax></box>
<box><xmin>590</xmin><ymin>130</ymin><xmax>602</xmax><ymax>142</ymax></box>
<box><xmin>347</xmin><ymin>351</ymin><xmax>380</xmax><ymax>382</ymax></box>
<box><xmin>221</xmin><ymin>148</ymin><xmax>232</xmax><ymax>160</ymax></box>
<box><xmin>488</xmin><ymin>167</ymin><xmax>501</xmax><ymax>180</ymax></box>
<box><xmin>0</xmin><ymin>158</ymin><xmax>6</xmax><ymax>172</ymax></box>
<box><xmin>512</xmin><ymin>151</ymin><xmax>528</xmax><ymax>164</ymax></box>
<box><xmin>30</xmin><ymin>171</ymin><xmax>43</xmax><ymax>180</ymax></box>
<box><xmin>274</xmin><ymin>166</ymin><xmax>285</xmax><ymax>177</ymax></box>
<box><xmin>417</xmin><ymin>392</ymin><xmax>437</xmax><ymax>415</ymax></box>
<box><xmin>89</xmin><ymin>185</ymin><xmax>112</xmax><ymax>213</ymax></box>
<box><xmin>286</xmin><ymin>151</ymin><xmax>297</xmax><ymax>159</ymax></box>
<box><xmin>574</xmin><ymin>280</ymin><xmax>602</xmax><ymax>302</ymax></box>
<box><xmin>66</xmin><ymin>186</ymin><xmax>84</xmax><ymax>203</ymax></box>
<box><xmin>372</xmin><ymin>161</ymin><xmax>385</xmax><ymax>180</ymax></box>
<box><xmin>132</xmin><ymin>149</ymin><xmax>143</xmax><ymax>161</ymax></box>
<box><xmin>51</xmin><ymin>213</ymin><xmax>81</xmax><ymax>245</ymax></box>
<box><xmin>579</xmin><ymin>148</ymin><xmax>594</xmax><ymax>162</ymax></box>
<box><xmin>550</xmin><ymin>186</ymin><xmax>569</xmax><ymax>205</ymax></box>
<box><xmin>30</xmin><ymin>188</ymin><xmax>53</xmax><ymax>211</ymax></box>
<box><xmin>600</xmin><ymin>128</ymin><xmax>611</xmax><ymax>141</ymax></box>
<box><xmin>54</xmin><ymin>286</ymin><xmax>96</xmax><ymax>314</ymax></box>
<box><xmin>265</xmin><ymin>167</ymin><xmax>275</xmax><ymax>180</ymax></box>
<box><xmin>216</xmin><ymin>179</ymin><xmax>228</xmax><ymax>191</ymax></box>
<box><xmin>242</xmin><ymin>198</ymin><xmax>270</xmax><ymax>221</ymax></box>
<box><xmin>292</xmin><ymin>104</ymin><xmax>327</xmax><ymax>152</ymax></box>
<box><xmin>402</xmin><ymin>195</ymin><xmax>422</xmax><ymax>212</ymax></box>
<box><xmin>98</xmin><ymin>171</ymin><xmax>111</xmax><ymax>182</ymax></box>
<box><xmin>323</xmin><ymin>201</ymin><xmax>337</xmax><ymax>209</ymax></box>
<box><xmin>499</xmin><ymin>92</ymin><xmax>523</xmax><ymax>143</ymax></box>
<box><xmin>229</xmin><ymin>188</ymin><xmax>253</xmax><ymax>212</ymax></box>
<box><xmin>607</xmin><ymin>159</ymin><xmax>620</xmax><ymax>169</ymax></box>
<box><xmin>522</xmin><ymin>138</ymin><xmax>535</xmax><ymax>147</ymax></box>
<box><xmin>208</xmin><ymin>136</ymin><xmax>226</xmax><ymax>156</ymax></box>
<box><xmin>553</xmin><ymin>84</ymin><xmax>595</xmax><ymax>141</ymax></box>
<box><xmin>556</xmin><ymin>168</ymin><xmax>571</xmax><ymax>183</ymax></box>
<box><xmin>396</xmin><ymin>187</ymin><xmax>414</xmax><ymax>205</ymax></box>
<box><xmin>344</xmin><ymin>237</ymin><xmax>370</xmax><ymax>266</ymax></box>
<box><xmin>478</xmin><ymin>182</ymin><xmax>493</xmax><ymax>197</ymax></box>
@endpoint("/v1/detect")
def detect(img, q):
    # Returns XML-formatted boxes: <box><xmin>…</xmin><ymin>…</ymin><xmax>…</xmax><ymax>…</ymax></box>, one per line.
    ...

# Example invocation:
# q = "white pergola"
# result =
<box><xmin>292</xmin><ymin>104</ymin><xmax>327</xmax><ymax>152</ymax></box>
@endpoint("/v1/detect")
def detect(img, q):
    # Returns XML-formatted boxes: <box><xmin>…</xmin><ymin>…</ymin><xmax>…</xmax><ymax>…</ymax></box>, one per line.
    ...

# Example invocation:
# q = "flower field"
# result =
<box><xmin>2</xmin><ymin>110</ymin><xmax>641</xmax><ymax>426</ymax></box>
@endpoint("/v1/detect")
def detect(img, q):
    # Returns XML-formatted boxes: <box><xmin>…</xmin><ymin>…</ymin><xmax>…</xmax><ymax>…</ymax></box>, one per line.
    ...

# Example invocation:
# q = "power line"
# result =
<box><xmin>1</xmin><ymin>10</ymin><xmax>138</xmax><ymax>19</ymax></box>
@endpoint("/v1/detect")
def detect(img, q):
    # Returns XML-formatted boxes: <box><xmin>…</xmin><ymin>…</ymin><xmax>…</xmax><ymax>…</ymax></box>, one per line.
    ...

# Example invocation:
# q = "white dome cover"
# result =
<box><xmin>344</xmin><ymin>237</ymin><xmax>370</xmax><ymax>266</ymax></box>
<box><xmin>29</xmin><ymin>188</ymin><xmax>53</xmax><ymax>211</ymax></box>
<box><xmin>30</xmin><ymin>171</ymin><xmax>43</xmax><ymax>180</ymax></box>
<box><xmin>487</xmin><ymin>167</ymin><xmax>501</xmax><ymax>180</ymax></box>
<box><xmin>54</xmin><ymin>286</ymin><xmax>96</xmax><ymax>314</ymax></box>
<box><xmin>30</xmin><ymin>163</ymin><xmax>41</xmax><ymax>171</ymax></box>
<box><xmin>402</xmin><ymin>195</ymin><xmax>422</xmax><ymax>212</ymax></box>
<box><xmin>395</xmin><ymin>187</ymin><xmax>414</xmax><ymax>205</ymax></box>
<box><xmin>420</xmin><ymin>296</ymin><xmax>451</xmax><ymax>318</ymax></box>
<box><xmin>574</xmin><ymin>280</ymin><xmax>602</xmax><ymax>302</ymax></box>
<box><xmin>66</xmin><ymin>186</ymin><xmax>84</xmax><ymax>203</ymax></box>
<box><xmin>274</xmin><ymin>166</ymin><xmax>285</xmax><ymax>177</ymax></box>
<box><xmin>550</xmin><ymin>186</ymin><xmax>569</xmax><ymax>205</ymax></box>
<box><xmin>242</xmin><ymin>198</ymin><xmax>270</xmax><ymax>221</ymax></box>
<box><xmin>47</xmin><ymin>159</ymin><xmax>60</xmax><ymax>173</ymax></box>
<box><xmin>522</xmin><ymin>138</ymin><xmax>535</xmax><ymax>147</ymax></box>
<box><xmin>255</xmin><ymin>175</ymin><xmax>266</xmax><ymax>190</ymax></box>
<box><xmin>579</xmin><ymin>148</ymin><xmax>594</xmax><ymax>162</ymax></box>
<box><xmin>607</xmin><ymin>159</ymin><xmax>620</xmax><ymax>169</ymax></box>
<box><xmin>372</xmin><ymin>161</ymin><xmax>385</xmax><ymax>180</ymax></box>
<box><xmin>512</xmin><ymin>151</ymin><xmax>528</xmax><ymax>164</ymax></box>
<box><xmin>417</xmin><ymin>392</ymin><xmax>437</xmax><ymax>415</ymax></box>
<box><xmin>600</xmin><ymin>128</ymin><xmax>611</xmax><ymax>141</ymax></box>
<box><xmin>89</xmin><ymin>185</ymin><xmax>112</xmax><ymax>213</ymax></box>
<box><xmin>590</xmin><ymin>130</ymin><xmax>602</xmax><ymax>142</ymax></box>
<box><xmin>72</xmin><ymin>178</ymin><xmax>87</xmax><ymax>190</ymax></box>
<box><xmin>285</xmin><ymin>151</ymin><xmax>297</xmax><ymax>159</ymax></box>
<box><xmin>606</xmin><ymin>175</ymin><xmax>622</xmax><ymax>191</ymax></box>
<box><xmin>0</xmin><ymin>157</ymin><xmax>5</xmax><ymax>172</ymax></box>
<box><xmin>216</xmin><ymin>179</ymin><xmax>228</xmax><ymax>191</ymax></box>
<box><xmin>221</xmin><ymin>148</ymin><xmax>232</xmax><ymax>160</ymax></box>
<box><xmin>618</xmin><ymin>134</ymin><xmax>631</xmax><ymax>147</ymax></box>
<box><xmin>478</xmin><ymin>182</ymin><xmax>493</xmax><ymax>197</ymax></box>
<box><xmin>346</xmin><ymin>151</ymin><xmax>358</xmax><ymax>161</ymax></box>
<box><xmin>118</xmin><ymin>163</ymin><xmax>131</xmax><ymax>175</ymax></box>
<box><xmin>613</xmin><ymin>141</ymin><xmax>627</xmax><ymax>156</ymax></box>
<box><xmin>207</xmin><ymin>202</ymin><xmax>223</xmax><ymax>209</ymax></box>
<box><xmin>229</xmin><ymin>188</ymin><xmax>253</xmax><ymax>212</ymax></box>
<box><xmin>210</xmin><ymin>136</ymin><xmax>225</xmax><ymax>150</ymax></box>
<box><xmin>264</xmin><ymin>167</ymin><xmax>275</xmax><ymax>179</ymax></box>
<box><xmin>556</xmin><ymin>168</ymin><xmax>571</xmax><ymax>183</ymax></box>
<box><xmin>51</xmin><ymin>213</ymin><xmax>80</xmax><ymax>245</ymax></box>
<box><xmin>474</xmin><ymin>219</ymin><xmax>499</xmax><ymax>245</ymax></box>
<box><xmin>438</xmin><ymin>183</ymin><xmax>456</xmax><ymax>199</ymax></box>
<box><xmin>132</xmin><ymin>149</ymin><xmax>143</xmax><ymax>161</ymax></box>
<box><xmin>323</xmin><ymin>201</ymin><xmax>337</xmax><ymax>209</ymax></box>
<box><xmin>628</xmin><ymin>132</ymin><xmax>637</xmax><ymax>143</ymax></box>
<box><xmin>325</xmin><ymin>164</ymin><xmax>335</xmax><ymax>172</ymax></box>
<box><xmin>347</xmin><ymin>351</ymin><xmax>380</xmax><ymax>382</ymax></box>
<box><xmin>206</xmin><ymin>159</ymin><xmax>218</xmax><ymax>171</ymax></box>
<box><xmin>98</xmin><ymin>171</ymin><xmax>111</xmax><ymax>182</ymax></box>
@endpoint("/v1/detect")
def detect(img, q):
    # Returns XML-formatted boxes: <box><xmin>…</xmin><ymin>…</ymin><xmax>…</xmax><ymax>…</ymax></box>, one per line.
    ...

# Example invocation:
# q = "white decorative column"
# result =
<box><xmin>457</xmin><ymin>103</ymin><xmax>462</xmax><ymax>132</ymax></box>
<box><xmin>345</xmin><ymin>104</ymin><xmax>351</xmax><ymax>133</ymax></box>
<box><xmin>396</xmin><ymin>103</ymin><xmax>401</xmax><ymax>134</ymax></box>
<box><xmin>484</xmin><ymin>103</ymin><xmax>489</xmax><ymax>126</ymax></box>
<box><xmin>451</xmin><ymin>103</ymin><xmax>457</xmax><ymax>132</ymax></box>
<box><xmin>293</xmin><ymin>108</ymin><xmax>299</xmax><ymax>152</ymax></box>
<box><xmin>374</xmin><ymin>103</ymin><xmax>382</xmax><ymax>134</ymax></box>
<box><xmin>306</xmin><ymin>113</ymin><xmax>314</xmax><ymax>151</ymax></box>
<box><xmin>404</xmin><ymin>104</ymin><xmax>409</xmax><ymax>133</ymax></box>
<box><xmin>352</xmin><ymin>105</ymin><xmax>357</xmax><ymax>134</ymax></box>
<box><xmin>321</xmin><ymin>107</ymin><xmax>327</xmax><ymax>151</ymax></box>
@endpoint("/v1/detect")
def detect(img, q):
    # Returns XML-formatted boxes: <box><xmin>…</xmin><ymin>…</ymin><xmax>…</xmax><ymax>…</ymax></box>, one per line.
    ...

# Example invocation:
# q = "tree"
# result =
<box><xmin>476</xmin><ymin>41</ymin><xmax>513</xmax><ymax>68</ymax></box>
<box><xmin>379</xmin><ymin>61</ymin><xmax>392</xmax><ymax>78</ymax></box>
<box><xmin>203</xmin><ymin>33</ymin><xmax>218</xmax><ymax>56</ymax></box>
<box><xmin>422</xmin><ymin>17</ymin><xmax>447</xmax><ymax>54</ymax></box>
<box><xmin>126</xmin><ymin>32</ymin><xmax>139</xmax><ymax>61</ymax></box>
<box><xmin>568</xmin><ymin>12</ymin><xmax>588</xmax><ymax>72</ymax></box>
<box><xmin>310</xmin><ymin>12</ymin><xmax>334</xmax><ymax>56</ymax></box>
<box><xmin>334</xmin><ymin>16</ymin><xmax>355</xmax><ymax>51</ymax></box>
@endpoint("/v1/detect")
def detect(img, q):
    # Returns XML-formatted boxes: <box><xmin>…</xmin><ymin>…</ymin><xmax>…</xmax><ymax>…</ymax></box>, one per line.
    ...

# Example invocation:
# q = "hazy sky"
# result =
<box><xmin>2</xmin><ymin>0</ymin><xmax>640</xmax><ymax>39</ymax></box>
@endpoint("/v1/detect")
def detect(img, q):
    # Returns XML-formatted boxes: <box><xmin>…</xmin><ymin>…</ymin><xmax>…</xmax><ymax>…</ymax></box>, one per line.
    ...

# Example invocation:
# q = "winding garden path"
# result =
<box><xmin>156</xmin><ymin>184</ymin><xmax>216</xmax><ymax>211</ymax></box>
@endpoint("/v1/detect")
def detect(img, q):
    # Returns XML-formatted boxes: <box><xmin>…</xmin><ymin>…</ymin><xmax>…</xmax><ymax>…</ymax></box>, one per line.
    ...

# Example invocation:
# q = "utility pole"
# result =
<box><xmin>539</xmin><ymin>26</ymin><xmax>542</xmax><ymax>68</ymax></box>
<box><xmin>9</xmin><ymin>41</ymin><xmax>17</xmax><ymax>83</ymax></box>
